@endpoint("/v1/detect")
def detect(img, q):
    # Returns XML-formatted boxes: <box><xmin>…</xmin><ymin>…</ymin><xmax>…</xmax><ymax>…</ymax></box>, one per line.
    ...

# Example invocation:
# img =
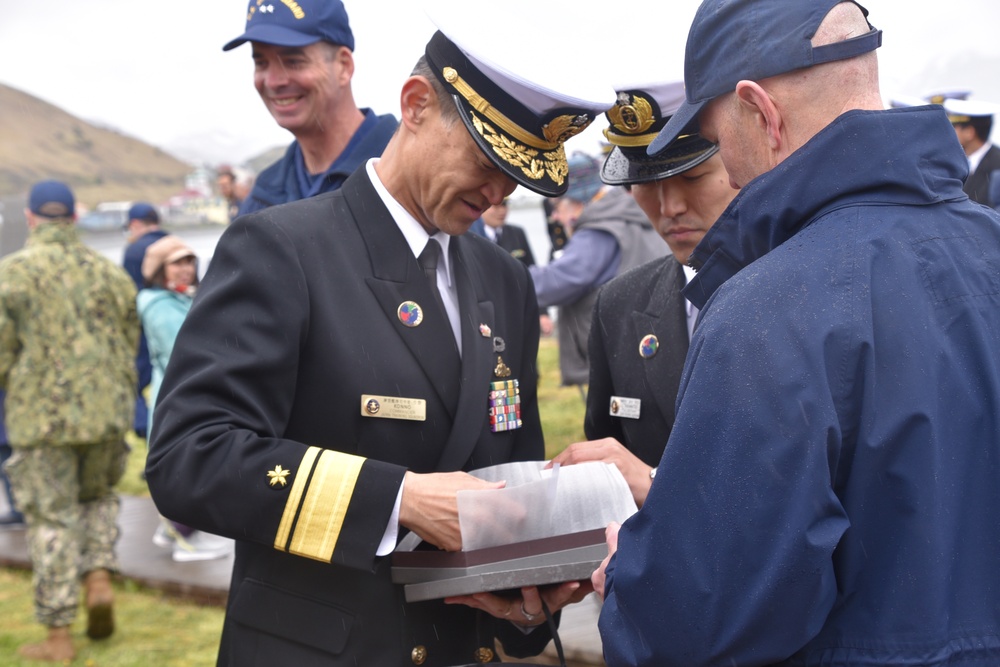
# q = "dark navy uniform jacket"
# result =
<box><xmin>584</xmin><ymin>257</ymin><xmax>689</xmax><ymax>466</ymax></box>
<box><xmin>147</xmin><ymin>169</ymin><xmax>551</xmax><ymax>666</ymax></box>
<box><xmin>964</xmin><ymin>142</ymin><xmax>1000</xmax><ymax>207</ymax></box>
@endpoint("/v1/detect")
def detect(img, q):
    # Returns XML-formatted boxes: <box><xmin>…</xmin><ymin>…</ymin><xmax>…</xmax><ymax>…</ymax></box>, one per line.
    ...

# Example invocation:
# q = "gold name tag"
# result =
<box><xmin>361</xmin><ymin>395</ymin><xmax>427</xmax><ymax>421</ymax></box>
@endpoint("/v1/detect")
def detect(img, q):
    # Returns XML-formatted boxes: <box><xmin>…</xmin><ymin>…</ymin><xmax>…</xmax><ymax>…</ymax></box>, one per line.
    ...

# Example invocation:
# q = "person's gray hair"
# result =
<box><xmin>411</xmin><ymin>56</ymin><xmax>461</xmax><ymax>127</ymax></box>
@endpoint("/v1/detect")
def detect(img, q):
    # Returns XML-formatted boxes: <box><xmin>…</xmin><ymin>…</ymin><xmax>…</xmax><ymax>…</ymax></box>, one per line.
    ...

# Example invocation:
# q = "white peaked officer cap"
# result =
<box><xmin>942</xmin><ymin>98</ymin><xmax>1000</xmax><ymax>123</ymax></box>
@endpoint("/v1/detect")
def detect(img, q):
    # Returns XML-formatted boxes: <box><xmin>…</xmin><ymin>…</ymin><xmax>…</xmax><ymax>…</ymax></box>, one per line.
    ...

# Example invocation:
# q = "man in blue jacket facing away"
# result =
<box><xmin>223</xmin><ymin>0</ymin><xmax>397</xmax><ymax>216</ymax></box>
<box><xmin>594</xmin><ymin>1</ymin><xmax>1000</xmax><ymax>665</ymax></box>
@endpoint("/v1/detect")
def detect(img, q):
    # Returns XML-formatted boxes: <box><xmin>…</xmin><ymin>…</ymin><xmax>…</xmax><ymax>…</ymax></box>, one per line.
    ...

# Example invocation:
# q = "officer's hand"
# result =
<box><xmin>399</xmin><ymin>471</ymin><xmax>503</xmax><ymax>552</ymax></box>
<box><xmin>444</xmin><ymin>581</ymin><xmax>591</xmax><ymax>626</ymax></box>
<box><xmin>548</xmin><ymin>437</ymin><xmax>655</xmax><ymax>506</ymax></box>
<box><xmin>592</xmin><ymin>522</ymin><xmax>620</xmax><ymax>600</ymax></box>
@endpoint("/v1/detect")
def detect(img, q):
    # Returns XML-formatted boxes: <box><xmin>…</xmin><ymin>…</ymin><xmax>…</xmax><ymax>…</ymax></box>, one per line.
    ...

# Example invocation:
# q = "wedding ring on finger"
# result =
<box><xmin>520</xmin><ymin>601</ymin><xmax>539</xmax><ymax>623</ymax></box>
<box><xmin>503</xmin><ymin>602</ymin><xmax>512</xmax><ymax>617</ymax></box>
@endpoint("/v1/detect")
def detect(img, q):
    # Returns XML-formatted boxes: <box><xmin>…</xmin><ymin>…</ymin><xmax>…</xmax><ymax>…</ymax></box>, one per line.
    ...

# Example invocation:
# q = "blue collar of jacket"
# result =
<box><xmin>683</xmin><ymin>106</ymin><xmax>970</xmax><ymax>310</ymax></box>
<box><xmin>248</xmin><ymin>109</ymin><xmax>398</xmax><ymax>209</ymax></box>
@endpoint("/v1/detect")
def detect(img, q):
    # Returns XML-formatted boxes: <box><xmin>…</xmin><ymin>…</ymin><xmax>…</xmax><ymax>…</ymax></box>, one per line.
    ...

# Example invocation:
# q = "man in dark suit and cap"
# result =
<box><xmin>549</xmin><ymin>80</ymin><xmax>736</xmax><ymax>508</ymax></box>
<box><xmin>943</xmin><ymin>97</ymin><xmax>1000</xmax><ymax>207</ymax></box>
<box><xmin>146</xmin><ymin>14</ymin><xmax>612</xmax><ymax>666</ymax></box>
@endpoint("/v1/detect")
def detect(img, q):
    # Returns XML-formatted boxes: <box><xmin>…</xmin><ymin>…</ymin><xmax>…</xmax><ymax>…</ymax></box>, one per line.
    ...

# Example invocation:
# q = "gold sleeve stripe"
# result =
<box><xmin>287</xmin><ymin>449</ymin><xmax>365</xmax><ymax>563</ymax></box>
<box><xmin>273</xmin><ymin>446</ymin><xmax>321</xmax><ymax>552</ymax></box>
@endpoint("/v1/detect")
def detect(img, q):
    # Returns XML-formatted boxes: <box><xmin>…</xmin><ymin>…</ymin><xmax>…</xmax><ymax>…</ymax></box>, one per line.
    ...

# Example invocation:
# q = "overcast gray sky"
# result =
<box><xmin>2</xmin><ymin>0</ymin><xmax>1000</xmax><ymax>167</ymax></box>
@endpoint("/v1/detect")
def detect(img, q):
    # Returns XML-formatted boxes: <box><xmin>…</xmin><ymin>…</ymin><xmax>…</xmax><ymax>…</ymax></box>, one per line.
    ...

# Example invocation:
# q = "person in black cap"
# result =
<box><xmin>594</xmin><ymin>1</ymin><xmax>1000</xmax><ymax>665</ymax></box>
<box><xmin>943</xmin><ymin>98</ymin><xmax>1000</xmax><ymax>207</ymax></box>
<box><xmin>548</xmin><ymin>81</ymin><xmax>736</xmax><ymax>508</ymax></box>
<box><xmin>1</xmin><ymin>180</ymin><xmax>138</xmax><ymax>662</ymax></box>
<box><xmin>146</xmin><ymin>16</ymin><xmax>611</xmax><ymax>666</ymax></box>
<box><xmin>122</xmin><ymin>202</ymin><xmax>167</xmax><ymax>440</ymax></box>
<box><xmin>223</xmin><ymin>0</ymin><xmax>398</xmax><ymax>215</ymax></box>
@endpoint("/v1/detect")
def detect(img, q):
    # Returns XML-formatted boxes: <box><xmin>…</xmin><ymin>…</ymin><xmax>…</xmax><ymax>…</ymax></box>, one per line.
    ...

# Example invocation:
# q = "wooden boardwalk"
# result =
<box><xmin>0</xmin><ymin>495</ymin><xmax>606</xmax><ymax>665</ymax></box>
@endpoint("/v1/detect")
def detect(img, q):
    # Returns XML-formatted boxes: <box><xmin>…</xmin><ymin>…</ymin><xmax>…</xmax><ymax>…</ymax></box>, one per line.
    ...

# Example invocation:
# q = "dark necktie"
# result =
<box><xmin>494</xmin><ymin>227</ymin><xmax>503</xmax><ymax>244</ymax></box>
<box><xmin>418</xmin><ymin>239</ymin><xmax>449</xmax><ymax>318</ymax></box>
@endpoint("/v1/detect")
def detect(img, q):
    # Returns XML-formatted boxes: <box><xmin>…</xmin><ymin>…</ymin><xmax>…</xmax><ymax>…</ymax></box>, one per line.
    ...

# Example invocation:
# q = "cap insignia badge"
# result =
<box><xmin>267</xmin><ymin>465</ymin><xmax>291</xmax><ymax>488</ymax></box>
<box><xmin>607</xmin><ymin>92</ymin><xmax>655</xmax><ymax>135</ymax></box>
<box><xmin>542</xmin><ymin>114</ymin><xmax>593</xmax><ymax>144</ymax></box>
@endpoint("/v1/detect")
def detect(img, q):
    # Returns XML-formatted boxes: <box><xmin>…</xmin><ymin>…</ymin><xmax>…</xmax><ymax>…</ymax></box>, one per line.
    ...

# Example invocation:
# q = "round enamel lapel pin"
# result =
<box><xmin>639</xmin><ymin>334</ymin><xmax>659</xmax><ymax>358</ymax></box>
<box><xmin>397</xmin><ymin>301</ymin><xmax>424</xmax><ymax>327</ymax></box>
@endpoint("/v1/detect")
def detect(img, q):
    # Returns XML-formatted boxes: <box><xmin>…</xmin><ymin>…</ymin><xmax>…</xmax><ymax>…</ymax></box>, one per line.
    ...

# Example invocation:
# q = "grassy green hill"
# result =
<box><xmin>0</xmin><ymin>83</ymin><xmax>192</xmax><ymax>208</ymax></box>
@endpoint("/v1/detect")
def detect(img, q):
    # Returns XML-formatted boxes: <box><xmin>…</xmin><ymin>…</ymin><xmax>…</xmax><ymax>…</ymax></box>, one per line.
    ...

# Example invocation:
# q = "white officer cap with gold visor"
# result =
<box><xmin>422</xmin><ymin>10</ymin><xmax>614</xmax><ymax>196</ymax></box>
<box><xmin>601</xmin><ymin>80</ymin><xmax>718</xmax><ymax>186</ymax></box>
<box><xmin>942</xmin><ymin>98</ymin><xmax>1000</xmax><ymax>124</ymax></box>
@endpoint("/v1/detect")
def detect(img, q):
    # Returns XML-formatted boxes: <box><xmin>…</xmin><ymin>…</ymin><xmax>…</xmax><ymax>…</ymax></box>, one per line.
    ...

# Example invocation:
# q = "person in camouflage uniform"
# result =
<box><xmin>0</xmin><ymin>180</ymin><xmax>138</xmax><ymax>662</ymax></box>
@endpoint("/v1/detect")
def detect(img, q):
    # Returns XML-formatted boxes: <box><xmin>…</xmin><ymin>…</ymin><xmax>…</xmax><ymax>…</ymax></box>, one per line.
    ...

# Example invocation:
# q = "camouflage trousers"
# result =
<box><xmin>4</xmin><ymin>439</ymin><xmax>129</xmax><ymax>628</ymax></box>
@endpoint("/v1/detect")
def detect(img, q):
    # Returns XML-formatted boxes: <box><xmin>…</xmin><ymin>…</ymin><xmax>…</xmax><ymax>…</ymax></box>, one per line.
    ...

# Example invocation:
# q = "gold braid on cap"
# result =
<box><xmin>443</xmin><ymin>66</ymin><xmax>592</xmax><ymax>185</ymax></box>
<box><xmin>471</xmin><ymin>112</ymin><xmax>569</xmax><ymax>186</ymax></box>
<box><xmin>603</xmin><ymin>128</ymin><xmax>657</xmax><ymax>148</ymax></box>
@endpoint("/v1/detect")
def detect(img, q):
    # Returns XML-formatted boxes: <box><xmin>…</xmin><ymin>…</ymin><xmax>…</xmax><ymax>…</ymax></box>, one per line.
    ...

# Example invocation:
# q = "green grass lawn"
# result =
<box><xmin>0</xmin><ymin>337</ymin><xmax>586</xmax><ymax>665</ymax></box>
<box><xmin>0</xmin><ymin>569</ymin><xmax>224</xmax><ymax>666</ymax></box>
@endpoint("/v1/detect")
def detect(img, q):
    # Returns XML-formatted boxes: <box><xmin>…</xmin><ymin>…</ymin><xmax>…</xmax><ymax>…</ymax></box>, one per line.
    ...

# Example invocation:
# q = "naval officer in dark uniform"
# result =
<box><xmin>470</xmin><ymin>198</ymin><xmax>537</xmax><ymax>267</ymax></box>
<box><xmin>943</xmin><ymin>97</ymin><xmax>1000</xmax><ymax>208</ymax></box>
<box><xmin>550</xmin><ymin>81</ymin><xmax>737</xmax><ymax>507</ymax></box>
<box><xmin>145</xmin><ymin>22</ymin><xmax>611</xmax><ymax>667</ymax></box>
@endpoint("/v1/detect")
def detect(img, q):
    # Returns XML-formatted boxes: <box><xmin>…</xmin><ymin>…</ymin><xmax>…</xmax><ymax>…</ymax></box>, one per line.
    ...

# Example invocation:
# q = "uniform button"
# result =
<box><xmin>475</xmin><ymin>646</ymin><xmax>494</xmax><ymax>662</ymax></box>
<box><xmin>411</xmin><ymin>645</ymin><xmax>427</xmax><ymax>665</ymax></box>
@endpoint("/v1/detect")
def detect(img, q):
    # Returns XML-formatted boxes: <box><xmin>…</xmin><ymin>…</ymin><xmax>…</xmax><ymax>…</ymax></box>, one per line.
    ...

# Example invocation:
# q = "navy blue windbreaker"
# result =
<box><xmin>600</xmin><ymin>106</ymin><xmax>1000</xmax><ymax>666</ymax></box>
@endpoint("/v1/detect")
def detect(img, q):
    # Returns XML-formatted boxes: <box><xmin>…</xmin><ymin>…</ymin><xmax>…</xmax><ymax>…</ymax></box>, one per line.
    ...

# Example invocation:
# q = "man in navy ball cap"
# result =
<box><xmin>4</xmin><ymin>179</ymin><xmax>137</xmax><ymax>661</ymax></box>
<box><xmin>223</xmin><ymin>0</ymin><xmax>397</xmax><ymax>216</ymax></box>
<box><xmin>27</xmin><ymin>180</ymin><xmax>76</xmax><ymax>219</ymax></box>
<box><xmin>595</xmin><ymin>1</ymin><xmax>1000</xmax><ymax>665</ymax></box>
<box><xmin>121</xmin><ymin>201</ymin><xmax>166</xmax><ymax>441</ymax></box>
